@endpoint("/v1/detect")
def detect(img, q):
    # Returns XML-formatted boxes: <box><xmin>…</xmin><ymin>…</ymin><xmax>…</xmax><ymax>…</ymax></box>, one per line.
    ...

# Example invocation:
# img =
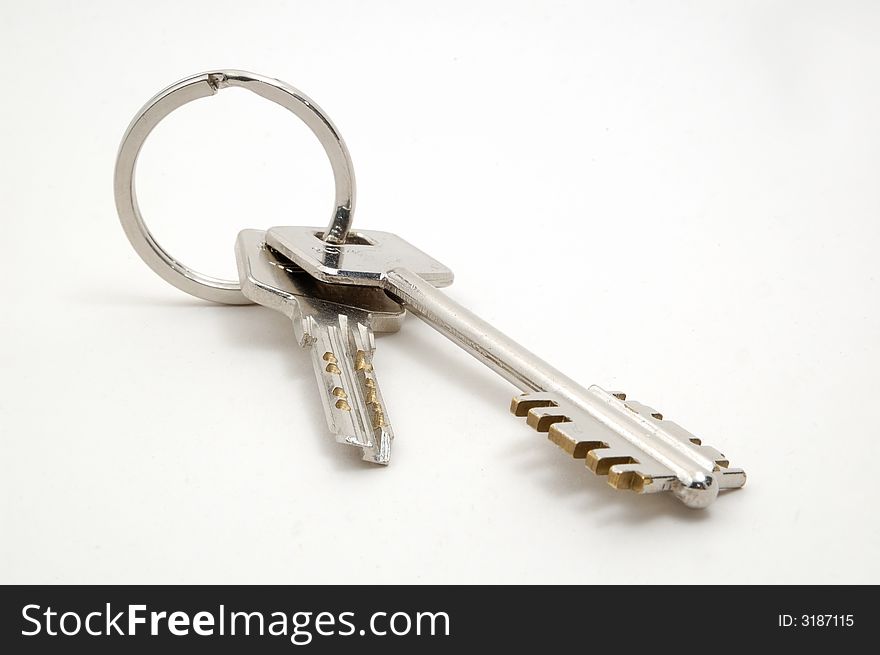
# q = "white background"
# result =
<box><xmin>2</xmin><ymin>1</ymin><xmax>878</xmax><ymax>584</ymax></box>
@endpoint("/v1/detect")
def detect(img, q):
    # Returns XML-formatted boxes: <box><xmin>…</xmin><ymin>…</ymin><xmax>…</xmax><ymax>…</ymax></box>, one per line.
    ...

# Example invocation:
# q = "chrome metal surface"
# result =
<box><xmin>512</xmin><ymin>389</ymin><xmax>746</xmax><ymax>508</ymax></box>
<box><xmin>236</xmin><ymin>230</ymin><xmax>402</xmax><ymax>464</ymax></box>
<box><xmin>263</xmin><ymin>226</ymin><xmax>454</xmax><ymax>288</ymax></box>
<box><xmin>267</xmin><ymin>225</ymin><xmax>746</xmax><ymax>507</ymax></box>
<box><xmin>115</xmin><ymin>70</ymin><xmax>356</xmax><ymax>304</ymax></box>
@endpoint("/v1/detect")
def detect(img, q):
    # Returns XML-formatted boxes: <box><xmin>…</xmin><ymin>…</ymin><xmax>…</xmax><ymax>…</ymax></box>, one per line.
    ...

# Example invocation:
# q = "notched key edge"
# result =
<box><xmin>510</xmin><ymin>389</ymin><xmax>746</xmax><ymax>508</ymax></box>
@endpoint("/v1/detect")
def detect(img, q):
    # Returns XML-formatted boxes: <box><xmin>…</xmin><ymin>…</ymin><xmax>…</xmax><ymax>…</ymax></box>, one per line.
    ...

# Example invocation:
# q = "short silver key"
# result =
<box><xmin>266</xmin><ymin>226</ymin><xmax>746</xmax><ymax>508</ymax></box>
<box><xmin>235</xmin><ymin>229</ymin><xmax>403</xmax><ymax>464</ymax></box>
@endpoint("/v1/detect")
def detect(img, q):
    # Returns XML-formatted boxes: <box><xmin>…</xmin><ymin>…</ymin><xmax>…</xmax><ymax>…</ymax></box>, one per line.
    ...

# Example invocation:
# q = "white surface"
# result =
<box><xmin>2</xmin><ymin>1</ymin><xmax>878</xmax><ymax>584</ymax></box>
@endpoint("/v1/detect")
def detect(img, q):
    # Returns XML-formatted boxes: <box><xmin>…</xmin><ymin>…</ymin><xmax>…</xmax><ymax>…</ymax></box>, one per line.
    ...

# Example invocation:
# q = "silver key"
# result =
<box><xmin>266</xmin><ymin>226</ymin><xmax>746</xmax><ymax>508</ymax></box>
<box><xmin>235</xmin><ymin>229</ymin><xmax>404</xmax><ymax>464</ymax></box>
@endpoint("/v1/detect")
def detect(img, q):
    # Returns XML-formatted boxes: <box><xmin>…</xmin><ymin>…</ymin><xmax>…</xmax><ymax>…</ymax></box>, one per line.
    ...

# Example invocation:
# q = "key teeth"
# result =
<box><xmin>548</xmin><ymin>422</ymin><xmax>608</xmax><ymax>459</ymax></box>
<box><xmin>512</xmin><ymin>394</ymin><xmax>647</xmax><ymax>471</ymax></box>
<box><xmin>510</xmin><ymin>394</ymin><xmax>557</xmax><ymax>417</ymax></box>
<box><xmin>621</xmin><ymin>396</ymin><xmax>733</xmax><ymax>464</ymax></box>
<box><xmin>511</xmin><ymin>391</ymin><xmax>745</xmax><ymax>506</ymax></box>
<box><xmin>623</xmin><ymin>400</ymin><xmax>664</xmax><ymax>422</ymax></box>
<box><xmin>512</xmin><ymin>393</ymin><xmax>573</xmax><ymax>432</ymax></box>
<box><xmin>526</xmin><ymin>409</ymin><xmax>570</xmax><ymax>432</ymax></box>
<box><xmin>586</xmin><ymin>448</ymin><xmax>639</xmax><ymax>476</ymax></box>
<box><xmin>606</xmin><ymin>464</ymin><xmax>652</xmax><ymax>492</ymax></box>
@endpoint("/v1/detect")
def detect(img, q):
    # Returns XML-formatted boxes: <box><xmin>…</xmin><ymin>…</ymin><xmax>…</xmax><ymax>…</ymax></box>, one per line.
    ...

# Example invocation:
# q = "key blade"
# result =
<box><xmin>512</xmin><ymin>386</ymin><xmax>745</xmax><ymax>508</ymax></box>
<box><xmin>235</xmin><ymin>229</ymin><xmax>399</xmax><ymax>465</ymax></box>
<box><xmin>305</xmin><ymin>313</ymin><xmax>394</xmax><ymax>464</ymax></box>
<box><xmin>349</xmin><ymin>321</ymin><xmax>393</xmax><ymax>464</ymax></box>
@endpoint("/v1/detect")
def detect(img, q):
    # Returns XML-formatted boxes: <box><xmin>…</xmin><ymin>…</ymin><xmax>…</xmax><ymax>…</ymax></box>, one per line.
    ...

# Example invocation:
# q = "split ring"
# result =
<box><xmin>114</xmin><ymin>70</ymin><xmax>356</xmax><ymax>304</ymax></box>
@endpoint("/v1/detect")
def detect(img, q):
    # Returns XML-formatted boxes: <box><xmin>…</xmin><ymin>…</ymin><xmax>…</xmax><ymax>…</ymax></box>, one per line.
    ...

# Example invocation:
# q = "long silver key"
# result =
<box><xmin>266</xmin><ymin>226</ymin><xmax>746</xmax><ymax>508</ymax></box>
<box><xmin>235</xmin><ymin>229</ymin><xmax>404</xmax><ymax>464</ymax></box>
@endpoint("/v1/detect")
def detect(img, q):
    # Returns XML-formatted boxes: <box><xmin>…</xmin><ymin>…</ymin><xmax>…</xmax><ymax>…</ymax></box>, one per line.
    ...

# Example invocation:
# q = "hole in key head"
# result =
<box><xmin>313</xmin><ymin>231</ymin><xmax>376</xmax><ymax>246</ymax></box>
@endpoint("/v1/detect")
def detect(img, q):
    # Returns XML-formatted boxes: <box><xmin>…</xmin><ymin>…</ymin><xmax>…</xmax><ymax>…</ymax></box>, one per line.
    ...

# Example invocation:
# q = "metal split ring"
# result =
<box><xmin>113</xmin><ymin>70</ymin><xmax>356</xmax><ymax>304</ymax></box>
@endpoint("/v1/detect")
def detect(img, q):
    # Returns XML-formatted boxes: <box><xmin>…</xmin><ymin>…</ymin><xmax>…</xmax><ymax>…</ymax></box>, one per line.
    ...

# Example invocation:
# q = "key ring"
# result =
<box><xmin>114</xmin><ymin>70</ymin><xmax>356</xmax><ymax>304</ymax></box>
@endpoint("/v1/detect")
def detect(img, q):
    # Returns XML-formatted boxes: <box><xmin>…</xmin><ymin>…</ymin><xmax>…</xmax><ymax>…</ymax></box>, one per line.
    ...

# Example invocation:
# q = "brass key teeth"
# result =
<box><xmin>510</xmin><ymin>389</ymin><xmax>746</xmax><ymax>506</ymax></box>
<box><xmin>510</xmin><ymin>396</ymin><xmax>556</xmax><ymax>417</ymax></box>
<box><xmin>606</xmin><ymin>465</ymin><xmax>653</xmax><ymax>492</ymax></box>
<box><xmin>547</xmin><ymin>422</ymin><xmax>606</xmax><ymax>458</ymax></box>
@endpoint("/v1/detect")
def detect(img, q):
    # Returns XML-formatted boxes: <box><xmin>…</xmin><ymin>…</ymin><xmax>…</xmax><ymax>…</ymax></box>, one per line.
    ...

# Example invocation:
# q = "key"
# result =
<box><xmin>235</xmin><ymin>229</ymin><xmax>404</xmax><ymax>464</ymax></box>
<box><xmin>266</xmin><ymin>226</ymin><xmax>746</xmax><ymax>508</ymax></box>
